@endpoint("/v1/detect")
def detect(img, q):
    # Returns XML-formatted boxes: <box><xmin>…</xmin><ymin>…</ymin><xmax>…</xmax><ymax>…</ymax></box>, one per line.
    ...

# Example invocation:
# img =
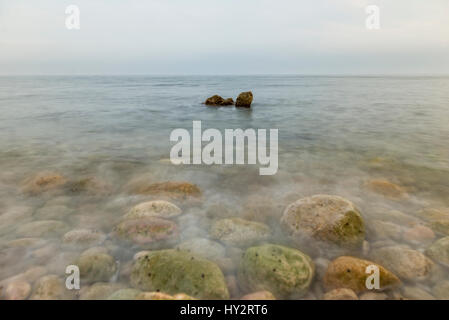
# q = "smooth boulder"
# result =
<box><xmin>124</xmin><ymin>200</ymin><xmax>182</xmax><ymax>220</ymax></box>
<box><xmin>130</xmin><ymin>249</ymin><xmax>229</xmax><ymax>299</ymax></box>
<box><xmin>281</xmin><ymin>195</ymin><xmax>365</xmax><ymax>248</ymax></box>
<box><xmin>237</xmin><ymin>244</ymin><xmax>315</xmax><ymax>299</ymax></box>
<box><xmin>426</xmin><ymin>236</ymin><xmax>449</xmax><ymax>267</ymax></box>
<box><xmin>323</xmin><ymin>256</ymin><xmax>400</xmax><ymax>293</ymax></box>
<box><xmin>75</xmin><ymin>250</ymin><xmax>117</xmax><ymax>283</ymax></box>
<box><xmin>235</xmin><ymin>91</ymin><xmax>253</xmax><ymax>108</ymax></box>
<box><xmin>371</xmin><ymin>246</ymin><xmax>434</xmax><ymax>281</ymax></box>
<box><xmin>210</xmin><ymin>218</ymin><xmax>271</xmax><ymax>247</ymax></box>
<box><xmin>113</xmin><ymin>217</ymin><xmax>179</xmax><ymax>248</ymax></box>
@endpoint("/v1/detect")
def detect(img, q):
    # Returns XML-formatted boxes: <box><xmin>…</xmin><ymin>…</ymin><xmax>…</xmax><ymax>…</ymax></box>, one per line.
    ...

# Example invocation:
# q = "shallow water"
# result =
<box><xmin>1</xmin><ymin>75</ymin><xmax>449</xmax><ymax>299</ymax></box>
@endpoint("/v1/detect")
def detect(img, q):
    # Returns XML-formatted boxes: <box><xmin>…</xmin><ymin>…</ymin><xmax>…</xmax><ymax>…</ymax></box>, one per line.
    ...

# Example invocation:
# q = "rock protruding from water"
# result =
<box><xmin>281</xmin><ymin>195</ymin><xmax>365</xmax><ymax>249</ymax></box>
<box><xmin>237</xmin><ymin>244</ymin><xmax>315</xmax><ymax>299</ymax></box>
<box><xmin>204</xmin><ymin>95</ymin><xmax>234</xmax><ymax>106</ymax></box>
<box><xmin>323</xmin><ymin>256</ymin><xmax>400</xmax><ymax>293</ymax></box>
<box><xmin>235</xmin><ymin>91</ymin><xmax>253</xmax><ymax>108</ymax></box>
<box><xmin>130</xmin><ymin>249</ymin><xmax>229</xmax><ymax>299</ymax></box>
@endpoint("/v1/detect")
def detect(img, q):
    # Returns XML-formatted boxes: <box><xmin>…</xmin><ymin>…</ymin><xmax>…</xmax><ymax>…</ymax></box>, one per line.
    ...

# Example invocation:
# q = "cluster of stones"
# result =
<box><xmin>4</xmin><ymin>170</ymin><xmax>449</xmax><ymax>300</ymax></box>
<box><xmin>204</xmin><ymin>92</ymin><xmax>253</xmax><ymax>108</ymax></box>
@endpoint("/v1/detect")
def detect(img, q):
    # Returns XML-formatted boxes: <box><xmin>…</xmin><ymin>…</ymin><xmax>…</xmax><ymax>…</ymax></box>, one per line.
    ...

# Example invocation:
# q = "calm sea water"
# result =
<box><xmin>1</xmin><ymin>75</ymin><xmax>449</xmax><ymax>299</ymax></box>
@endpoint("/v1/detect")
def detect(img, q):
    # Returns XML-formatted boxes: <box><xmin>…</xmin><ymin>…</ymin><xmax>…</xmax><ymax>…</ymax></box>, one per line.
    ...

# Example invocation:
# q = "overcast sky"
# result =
<box><xmin>0</xmin><ymin>0</ymin><xmax>448</xmax><ymax>75</ymax></box>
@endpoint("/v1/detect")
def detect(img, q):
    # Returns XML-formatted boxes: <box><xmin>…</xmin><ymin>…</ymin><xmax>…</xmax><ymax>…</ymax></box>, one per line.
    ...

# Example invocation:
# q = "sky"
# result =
<box><xmin>0</xmin><ymin>0</ymin><xmax>448</xmax><ymax>75</ymax></box>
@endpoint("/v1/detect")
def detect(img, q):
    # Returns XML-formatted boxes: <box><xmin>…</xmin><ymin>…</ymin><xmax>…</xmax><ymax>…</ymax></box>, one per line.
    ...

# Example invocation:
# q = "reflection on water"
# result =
<box><xmin>1</xmin><ymin>76</ymin><xmax>449</xmax><ymax>300</ymax></box>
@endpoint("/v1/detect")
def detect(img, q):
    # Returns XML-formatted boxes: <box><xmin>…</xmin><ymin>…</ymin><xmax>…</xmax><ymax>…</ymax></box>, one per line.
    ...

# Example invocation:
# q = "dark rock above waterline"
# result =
<box><xmin>204</xmin><ymin>95</ymin><xmax>234</xmax><ymax>106</ymax></box>
<box><xmin>235</xmin><ymin>91</ymin><xmax>253</xmax><ymax>108</ymax></box>
<box><xmin>204</xmin><ymin>91</ymin><xmax>253</xmax><ymax>107</ymax></box>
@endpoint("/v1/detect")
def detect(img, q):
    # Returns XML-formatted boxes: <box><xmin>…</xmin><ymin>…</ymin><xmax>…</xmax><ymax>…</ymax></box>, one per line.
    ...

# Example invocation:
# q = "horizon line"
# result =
<box><xmin>1</xmin><ymin>73</ymin><xmax>449</xmax><ymax>77</ymax></box>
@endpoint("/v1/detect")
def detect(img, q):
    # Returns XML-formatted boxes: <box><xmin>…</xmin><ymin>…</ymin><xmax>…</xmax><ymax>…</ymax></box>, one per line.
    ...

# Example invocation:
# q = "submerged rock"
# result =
<box><xmin>3</xmin><ymin>280</ymin><xmax>31</xmax><ymax>300</ymax></box>
<box><xmin>137</xmin><ymin>292</ymin><xmax>196</xmax><ymax>300</ymax></box>
<box><xmin>22</xmin><ymin>172</ymin><xmax>67</xmax><ymax>195</ymax></box>
<box><xmin>16</xmin><ymin>220</ymin><xmax>69</xmax><ymax>238</ymax></box>
<box><xmin>240</xmin><ymin>291</ymin><xmax>276</xmax><ymax>300</ymax></box>
<box><xmin>359</xmin><ymin>292</ymin><xmax>388</xmax><ymax>300</ymax></box>
<box><xmin>176</xmin><ymin>238</ymin><xmax>226</xmax><ymax>261</ymax></box>
<box><xmin>34</xmin><ymin>205</ymin><xmax>73</xmax><ymax>220</ymax></box>
<box><xmin>365</xmin><ymin>179</ymin><xmax>407</xmax><ymax>199</ymax></box>
<box><xmin>107</xmin><ymin>288</ymin><xmax>141</xmax><ymax>300</ymax></box>
<box><xmin>124</xmin><ymin>200</ymin><xmax>182</xmax><ymax>220</ymax></box>
<box><xmin>0</xmin><ymin>206</ymin><xmax>33</xmax><ymax>230</ymax></box>
<box><xmin>127</xmin><ymin>181</ymin><xmax>202</xmax><ymax>200</ymax></box>
<box><xmin>371</xmin><ymin>246</ymin><xmax>434</xmax><ymax>281</ymax></box>
<box><xmin>204</xmin><ymin>95</ymin><xmax>234</xmax><ymax>106</ymax></box>
<box><xmin>323</xmin><ymin>256</ymin><xmax>400</xmax><ymax>293</ymax></box>
<box><xmin>403</xmin><ymin>225</ymin><xmax>435</xmax><ymax>245</ymax></box>
<box><xmin>323</xmin><ymin>288</ymin><xmax>358</xmax><ymax>300</ymax></box>
<box><xmin>417</xmin><ymin>208</ymin><xmax>449</xmax><ymax>235</ymax></box>
<box><xmin>432</xmin><ymin>280</ymin><xmax>449</xmax><ymax>299</ymax></box>
<box><xmin>426</xmin><ymin>236</ymin><xmax>449</xmax><ymax>267</ymax></box>
<box><xmin>210</xmin><ymin>218</ymin><xmax>271</xmax><ymax>247</ymax></box>
<box><xmin>66</xmin><ymin>177</ymin><xmax>110</xmax><ymax>195</ymax></box>
<box><xmin>368</xmin><ymin>220</ymin><xmax>403</xmax><ymax>241</ymax></box>
<box><xmin>281</xmin><ymin>195</ymin><xmax>365</xmax><ymax>248</ymax></box>
<box><xmin>235</xmin><ymin>91</ymin><xmax>253</xmax><ymax>108</ymax></box>
<box><xmin>401</xmin><ymin>286</ymin><xmax>435</xmax><ymax>300</ymax></box>
<box><xmin>75</xmin><ymin>250</ymin><xmax>117</xmax><ymax>283</ymax></box>
<box><xmin>5</xmin><ymin>238</ymin><xmax>47</xmax><ymax>249</ymax></box>
<box><xmin>30</xmin><ymin>275</ymin><xmax>71</xmax><ymax>300</ymax></box>
<box><xmin>113</xmin><ymin>217</ymin><xmax>179</xmax><ymax>248</ymax></box>
<box><xmin>237</xmin><ymin>244</ymin><xmax>315</xmax><ymax>299</ymax></box>
<box><xmin>79</xmin><ymin>282</ymin><xmax>124</xmax><ymax>300</ymax></box>
<box><xmin>241</xmin><ymin>195</ymin><xmax>283</xmax><ymax>224</ymax></box>
<box><xmin>63</xmin><ymin>229</ymin><xmax>107</xmax><ymax>247</ymax></box>
<box><xmin>130</xmin><ymin>249</ymin><xmax>229</xmax><ymax>299</ymax></box>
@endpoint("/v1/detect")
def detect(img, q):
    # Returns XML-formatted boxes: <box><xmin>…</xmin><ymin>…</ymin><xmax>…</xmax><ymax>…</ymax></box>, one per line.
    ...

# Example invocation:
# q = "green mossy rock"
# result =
<box><xmin>76</xmin><ymin>251</ymin><xmax>117</xmax><ymax>283</ymax></box>
<box><xmin>281</xmin><ymin>195</ymin><xmax>365</xmax><ymax>248</ymax></box>
<box><xmin>130</xmin><ymin>249</ymin><xmax>229</xmax><ymax>299</ymax></box>
<box><xmin>237</xmin><ymin>244</ymin><xmax>315</xmax><ymax>299</ymax></box>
